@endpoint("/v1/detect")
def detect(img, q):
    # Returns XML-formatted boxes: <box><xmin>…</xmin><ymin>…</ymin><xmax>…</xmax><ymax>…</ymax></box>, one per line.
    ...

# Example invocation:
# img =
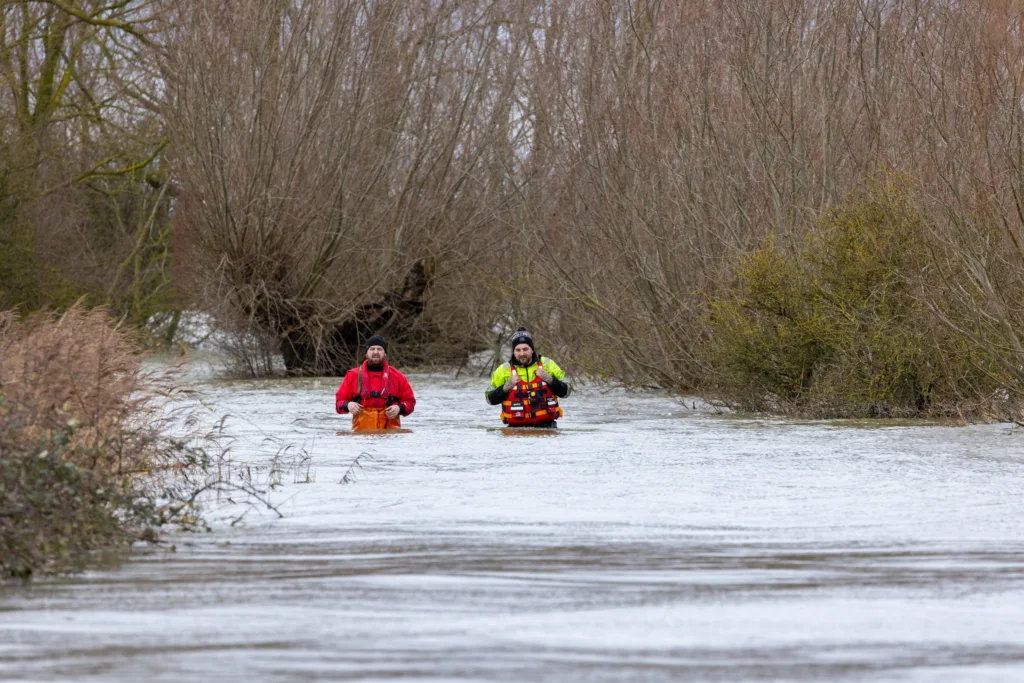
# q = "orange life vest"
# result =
<box><xmin>500</xmin><ymin>365</ymin><xmax>563</xmax><ymax>426</ymax></box>
<box><xmin>352</xmin><ymin>363</ymin><xmax>401</xmax><ymax>430</ymax></box>
<box><xmin>352</xmin><ymin>408</ymin><xmax>400</xmax><ymax>431</ymax></box>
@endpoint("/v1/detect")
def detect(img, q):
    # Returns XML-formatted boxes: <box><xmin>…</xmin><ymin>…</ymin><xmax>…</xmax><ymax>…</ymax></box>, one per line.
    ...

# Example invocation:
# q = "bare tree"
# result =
<box><xmin>167</xmin><ymin>0</ymin><xmax>540</xmax><ymax>374</ymax></box>
<box><xmin>0</xmin><ymin>0</ymin><xmax>171</xmax><ymax>326</ymax></box>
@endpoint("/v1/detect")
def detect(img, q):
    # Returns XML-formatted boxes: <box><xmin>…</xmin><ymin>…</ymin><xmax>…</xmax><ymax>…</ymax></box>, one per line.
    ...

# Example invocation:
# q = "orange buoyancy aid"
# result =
<box><xmin>500</xmin><ymin>372</ymin><xmax>564</xmax><ymax>426</ymax></box>
<box><xmin>352</xmin><ymin>407</ymin><xmax>401</xmax><ymax>431</ymax></box>
<box><xmin>352</xmin><ymin>362</ymin><xmax>401</xmax><ymax>430</ymax></box>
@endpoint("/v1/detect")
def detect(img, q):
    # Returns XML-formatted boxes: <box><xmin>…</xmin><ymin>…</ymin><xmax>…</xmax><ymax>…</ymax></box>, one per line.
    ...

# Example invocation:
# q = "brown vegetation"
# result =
<box><xmin>1</xmin><ymin>306</ymin><xmax>153</xmax><ymax>576</ymax></box>
<box><xmin>165</xmin><ymin>0</ymin><xmax>513</xmax><ymax>373</ymax></box>
<box><xmin>0</xmin><ymin>305</ymin><xmax>270</xmax><ymax>579</ymax></box>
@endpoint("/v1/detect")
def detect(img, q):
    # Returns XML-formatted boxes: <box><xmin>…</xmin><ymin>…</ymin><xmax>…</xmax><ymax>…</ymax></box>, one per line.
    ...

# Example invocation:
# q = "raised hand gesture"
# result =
<box><xmin>536</xmin><ymin>365</ymin><xmax>552</xmax><ymax>383</ymax></box>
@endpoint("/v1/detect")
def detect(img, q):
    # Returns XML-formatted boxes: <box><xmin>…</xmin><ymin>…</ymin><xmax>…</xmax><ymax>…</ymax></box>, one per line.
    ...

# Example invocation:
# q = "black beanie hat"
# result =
<box><xmin>509</xmin><ymin>326</ymin><xmax>534</xmax><ymax>351</ymax></box>
<box><xmin>365</xmin><ymin>335</ymin><xmax>387</xmax><ymax>352</ymax></box>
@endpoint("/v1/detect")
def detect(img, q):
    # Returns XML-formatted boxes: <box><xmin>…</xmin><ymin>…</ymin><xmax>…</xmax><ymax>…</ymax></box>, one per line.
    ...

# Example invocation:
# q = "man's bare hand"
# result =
<box><xmin>348</xmin><ymin>401</ymin><xmax>363</xmax><ymax>415</ymax></box>
<box><xmin>536</xmin><ymin>366</ymin><xmax>552</xmax><ymax>383</ymax></box>
<box><xmin>385</xmin><ymin>404</ymin><xmax>401</xmax><ymax>419</ymax></box>
<box><xmin>503</xmin><ymin>369</ymin><xmax>519</xmax><ymax>391</ymax></box>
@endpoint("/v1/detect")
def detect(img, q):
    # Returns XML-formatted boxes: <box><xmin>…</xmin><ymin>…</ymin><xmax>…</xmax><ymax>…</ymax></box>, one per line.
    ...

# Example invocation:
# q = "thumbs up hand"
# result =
<box><xmin>503</xmin><ymin>369</ymin><xmax>519</xmax><ymax>391</ymax></box>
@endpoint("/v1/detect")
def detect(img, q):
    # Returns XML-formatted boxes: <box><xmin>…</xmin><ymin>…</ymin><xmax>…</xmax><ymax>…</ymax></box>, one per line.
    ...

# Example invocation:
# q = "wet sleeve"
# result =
<box><xmin>548</xmin><ymin>378</ymin><xmax>570</xmax><ymax>398</ymax></box>
<box><xmin>335</xmin><ymin>372</ymin><xmax>356</xmax><ymax>413</ymax></box>
<box><xmin>397</xmin><ymin>374</ymin><xmax>415</xmax><ymax>416</ymax></box>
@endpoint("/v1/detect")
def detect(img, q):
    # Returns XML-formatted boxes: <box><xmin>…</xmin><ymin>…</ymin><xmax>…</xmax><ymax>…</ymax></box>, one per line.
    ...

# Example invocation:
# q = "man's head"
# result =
<box><xmin>364</xmin><ymin>335</ymin><xmax>387</xmax><ymax>368</ymax></box>
<box><xmin>510</xmin><ymin>327</ymin><xmax>535</xmax><ymax>365</ymax></box>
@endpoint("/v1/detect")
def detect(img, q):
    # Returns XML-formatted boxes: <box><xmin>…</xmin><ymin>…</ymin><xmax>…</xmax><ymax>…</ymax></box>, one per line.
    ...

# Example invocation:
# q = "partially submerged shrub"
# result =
<box><xmin>924</xmin><ymin>211</ymin><xmax>1024</xmax><ymax>424</ymax></box>
<box><xmin>0</xmin><ymin>306</ymin><xmax>238</xmax><ymax>578</ymax></box>
<box><xmin>707</xmin><ymin>177</ymin><xmax>1006</xmax><ymax>418</ymax></box>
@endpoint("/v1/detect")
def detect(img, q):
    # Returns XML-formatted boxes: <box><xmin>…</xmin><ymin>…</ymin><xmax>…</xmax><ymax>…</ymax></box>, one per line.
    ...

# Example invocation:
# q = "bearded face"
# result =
<box><xmin>513</xmin><ymin>343</ymin><xmax>533</xmax><ymax>365</ymax></box>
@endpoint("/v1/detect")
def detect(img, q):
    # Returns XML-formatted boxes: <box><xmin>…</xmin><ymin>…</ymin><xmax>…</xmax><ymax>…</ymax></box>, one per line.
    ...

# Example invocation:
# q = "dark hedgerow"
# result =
<box><xmin>0</xmin><ymin>414</ymin><xmax>153</xmax><ymax>577</ymax></box>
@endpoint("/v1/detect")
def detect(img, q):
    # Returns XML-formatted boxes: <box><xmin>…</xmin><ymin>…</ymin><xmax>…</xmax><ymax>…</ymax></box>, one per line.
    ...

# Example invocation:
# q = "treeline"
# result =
<box><xmin>2</xmin><ymin>0</ymin><xmax>1023</xmax><ymax>419</ymax></box>
<box><xmin>0</xmin><ymin>0</ymin><xmax>173</xmax><ymax>333</ymax></box>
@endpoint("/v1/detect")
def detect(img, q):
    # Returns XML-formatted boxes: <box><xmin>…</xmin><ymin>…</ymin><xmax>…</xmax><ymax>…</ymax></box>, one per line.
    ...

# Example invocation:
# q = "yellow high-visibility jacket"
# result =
<box><xmin>486</xmin><ymin>356</ymin><xmax>571</xmax><ymax>399</ymax></box>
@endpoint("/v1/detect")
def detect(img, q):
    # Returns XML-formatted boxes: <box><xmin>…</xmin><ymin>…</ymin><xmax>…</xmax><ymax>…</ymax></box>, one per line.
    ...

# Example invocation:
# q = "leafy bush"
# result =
<box><xmin>707</xmin><ymin>177</ymin><xmax>998</xmax><ymax>418</ymax></box>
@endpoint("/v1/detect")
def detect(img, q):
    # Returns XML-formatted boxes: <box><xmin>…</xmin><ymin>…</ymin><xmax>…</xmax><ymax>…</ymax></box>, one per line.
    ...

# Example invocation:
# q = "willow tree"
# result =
<box><xmin>167</xmin><ymin>0</ymin><xmax>534</xmax><ymax>374</ymax></box>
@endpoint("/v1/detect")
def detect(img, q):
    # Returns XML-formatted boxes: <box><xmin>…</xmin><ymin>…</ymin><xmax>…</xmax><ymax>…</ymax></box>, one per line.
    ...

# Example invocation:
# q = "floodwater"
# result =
<box><xmin>3</xmin><ymin>374</ymin><xmax>1024</xmax><ymax>682</ymax></box>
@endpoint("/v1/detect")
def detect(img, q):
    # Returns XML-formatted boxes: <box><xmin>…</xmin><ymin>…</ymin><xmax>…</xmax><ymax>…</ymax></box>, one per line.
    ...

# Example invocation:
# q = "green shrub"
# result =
<box><xmin>0</xmin><ymin>415</ymin><xmax>153</xmax><ymax>578</ymax></box>
<box><xmin>707</xmin><ymin>176</ymin><xmax>994</xmax><ymax>417</ymax></box>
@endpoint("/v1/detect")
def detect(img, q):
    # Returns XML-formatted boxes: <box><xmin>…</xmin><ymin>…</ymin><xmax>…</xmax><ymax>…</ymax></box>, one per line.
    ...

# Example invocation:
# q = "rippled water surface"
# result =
<box><xmin>3</xmin><ymin>375</ymin><xmax>1024</xmax><ymax>682</ymax></box>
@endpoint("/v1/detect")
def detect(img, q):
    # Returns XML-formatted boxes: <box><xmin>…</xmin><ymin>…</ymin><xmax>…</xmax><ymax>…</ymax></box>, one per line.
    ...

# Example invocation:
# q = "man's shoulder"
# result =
<box><xmin>539</xmin><ymin>357</ymin><xmax>566</xmax><ymax>377</ymax></box>
<box><xmin>387</xmin><ymin>365</ymin><xmax>412</xmax><ymax>380</ymax></box>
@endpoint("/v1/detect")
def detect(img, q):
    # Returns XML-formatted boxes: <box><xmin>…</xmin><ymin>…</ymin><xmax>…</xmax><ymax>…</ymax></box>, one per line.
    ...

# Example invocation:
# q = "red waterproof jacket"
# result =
<box><xmin>335</xmin><ymin>361</ymin><xmax>416</xmax><ymax>416</ymax></box>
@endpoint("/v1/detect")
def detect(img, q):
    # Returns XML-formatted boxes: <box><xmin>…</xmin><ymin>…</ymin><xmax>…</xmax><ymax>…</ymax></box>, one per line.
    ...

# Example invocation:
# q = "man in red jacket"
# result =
<box><xmin>335</xmin><ymin>335</ymin><xmax>416</xmax><ymax>430</ymax></box>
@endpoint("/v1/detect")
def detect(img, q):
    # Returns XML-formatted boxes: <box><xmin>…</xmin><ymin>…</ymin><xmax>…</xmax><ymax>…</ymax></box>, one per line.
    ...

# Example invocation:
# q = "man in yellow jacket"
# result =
<box><xmin>486</xmin><ymin>327</ymin><xmax>571</xmax><ymax>428</ymax></box>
